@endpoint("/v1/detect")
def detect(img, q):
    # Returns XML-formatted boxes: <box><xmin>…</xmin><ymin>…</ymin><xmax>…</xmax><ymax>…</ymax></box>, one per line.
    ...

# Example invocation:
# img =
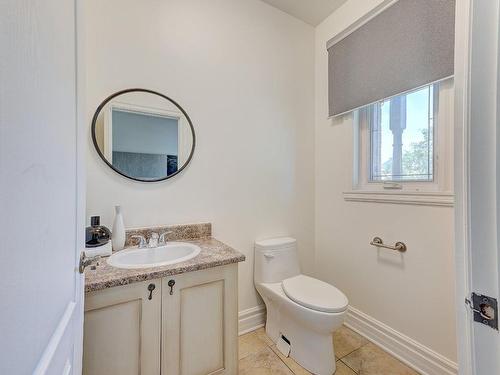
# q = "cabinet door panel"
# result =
<box><xmin>84</xmin><ymin>300</ymin><xmax>141</xmax><ymax>375</ymax></box>
<box><xmin>84</xmin><ymin>279</ymin><xmax>161</xmax><ymax>375</ymax></box>
<box><xmin>180</xmin><ymin>280</ymin><xmax>224</xmax><ymax>375</ymax></box>
<box><xmin>162</xmin><ymin>265</ymin><xmax>238</xmax><ymax>375</ymax></box>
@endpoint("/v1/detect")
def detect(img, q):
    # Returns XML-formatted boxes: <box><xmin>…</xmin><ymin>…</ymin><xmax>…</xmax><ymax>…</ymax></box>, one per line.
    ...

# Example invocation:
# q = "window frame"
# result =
<box><xmin>349</xmin><ymin>78</ymin><xmax>454</xmax><ymax>201</ymax></box>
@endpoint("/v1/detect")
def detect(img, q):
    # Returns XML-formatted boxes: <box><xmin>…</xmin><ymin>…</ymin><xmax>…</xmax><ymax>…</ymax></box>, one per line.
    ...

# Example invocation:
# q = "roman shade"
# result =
<box><xmin>327</xmin><ymin>0</ymin><xmax>455</xmax><ymax>117</ymax></box>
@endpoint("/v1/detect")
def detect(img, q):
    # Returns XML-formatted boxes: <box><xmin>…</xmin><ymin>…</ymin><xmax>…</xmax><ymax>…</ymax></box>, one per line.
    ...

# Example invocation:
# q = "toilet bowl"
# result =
<box><xmin>254</xmin><ymin>237</ymin><xmax>348</xmax><ymax>375</ymax></box>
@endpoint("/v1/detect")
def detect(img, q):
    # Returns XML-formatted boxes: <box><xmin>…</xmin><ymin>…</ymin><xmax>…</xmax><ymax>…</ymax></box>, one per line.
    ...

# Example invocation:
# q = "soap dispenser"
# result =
<box><xmin>85</xmin><ymin>216</ymin><xmax>112</xmax><ymax>257</ymax></box>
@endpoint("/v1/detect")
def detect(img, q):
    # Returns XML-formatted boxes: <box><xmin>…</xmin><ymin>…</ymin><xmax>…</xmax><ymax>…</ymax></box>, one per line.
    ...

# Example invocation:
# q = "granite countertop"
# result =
<box><xmin>85</xmin><ymin>237</ymin><xmax>245</xmax><ymax>293</ymax></box>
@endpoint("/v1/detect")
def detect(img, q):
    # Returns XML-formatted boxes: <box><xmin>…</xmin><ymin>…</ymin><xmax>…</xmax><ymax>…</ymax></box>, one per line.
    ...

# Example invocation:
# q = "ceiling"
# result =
<box><xmin>260</xmin><ymin>0</ymin><xmax>349</xmax><ymax>26</ymax></box>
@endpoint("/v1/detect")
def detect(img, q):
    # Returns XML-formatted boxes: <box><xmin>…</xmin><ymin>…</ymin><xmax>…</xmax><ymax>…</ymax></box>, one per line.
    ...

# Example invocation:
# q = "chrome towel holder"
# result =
<box><xmin>370</xmin><ymin>237</ymin><xmax>407</xmax><ymax>252</ymax></box>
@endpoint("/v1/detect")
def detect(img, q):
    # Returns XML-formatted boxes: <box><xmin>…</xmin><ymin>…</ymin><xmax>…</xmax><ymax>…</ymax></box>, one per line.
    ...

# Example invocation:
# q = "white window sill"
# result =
<box><xmin>343</xmin><ymin>190</ymin><xmax>454</xmax><ymax>207</ymax></box>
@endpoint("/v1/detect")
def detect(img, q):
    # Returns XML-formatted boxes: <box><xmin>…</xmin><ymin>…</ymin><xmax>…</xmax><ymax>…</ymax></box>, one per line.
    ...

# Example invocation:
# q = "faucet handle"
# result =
<box><xmin>131</xmin><ymin>234</ymin><xmax>147</xmax><ymax>248</ymax></box>
<box><xmin>159</xmin><ymin>231</ymin><xmax>173</xmax><ymax>245</ymax></box>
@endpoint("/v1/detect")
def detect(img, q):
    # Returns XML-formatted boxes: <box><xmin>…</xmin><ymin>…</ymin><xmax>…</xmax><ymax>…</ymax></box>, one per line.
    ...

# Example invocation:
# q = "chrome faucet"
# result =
<box><xmin>131</xmin><ymin>231</ymin><xmax>171</xmax><ymax>249</ymax></box>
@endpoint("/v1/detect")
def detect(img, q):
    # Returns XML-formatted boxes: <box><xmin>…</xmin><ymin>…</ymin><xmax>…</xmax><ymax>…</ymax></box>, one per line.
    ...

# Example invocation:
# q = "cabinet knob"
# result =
<box><xmin>168</xmin><ymin>280</ymin><xmax>176</xmax><ymax>295</ymax></box>
<box><xmin>147</xmin><ymin>283</ymin><xmax>156</xmax><ymax>300</ymax></box>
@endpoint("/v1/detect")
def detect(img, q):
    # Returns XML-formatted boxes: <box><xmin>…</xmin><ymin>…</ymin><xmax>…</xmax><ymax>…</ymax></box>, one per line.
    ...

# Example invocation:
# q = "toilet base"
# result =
<box><xmin>258</xmin><ymin>282</ymin><xmax>344</xmax><ymax>375</ymax></box>
<box><xmin>266</xmin><ymin>309</ymin><xmax>336</xmax><ymax>375</ymax></box>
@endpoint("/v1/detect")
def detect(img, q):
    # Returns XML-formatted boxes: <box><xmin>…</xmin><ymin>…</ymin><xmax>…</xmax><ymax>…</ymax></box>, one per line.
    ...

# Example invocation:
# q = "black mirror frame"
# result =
<box><xmin>91</xmin><ymin>88</ymin><xmax>196</xmax><ymax>182</ymax></box>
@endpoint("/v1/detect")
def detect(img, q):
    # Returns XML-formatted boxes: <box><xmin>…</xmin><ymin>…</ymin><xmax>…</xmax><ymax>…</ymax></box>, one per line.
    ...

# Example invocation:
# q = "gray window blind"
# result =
<box><xmin>327</xmin><ymin>0</ymin><xmax>455</xmax><ymax>117</ymax></box>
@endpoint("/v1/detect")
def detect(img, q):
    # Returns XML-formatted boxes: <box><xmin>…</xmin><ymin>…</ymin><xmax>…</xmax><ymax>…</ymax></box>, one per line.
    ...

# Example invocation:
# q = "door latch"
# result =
<box><xmin>465</xmin><ymin>292</ymin><xmax>498</xmax><ymax>330</ymax></box>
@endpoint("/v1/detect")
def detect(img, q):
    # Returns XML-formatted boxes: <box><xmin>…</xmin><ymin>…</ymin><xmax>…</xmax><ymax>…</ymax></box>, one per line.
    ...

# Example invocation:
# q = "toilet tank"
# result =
<box><xmin>254</xmin><ymin>237</ymin><xmax>301</xmax><ymax>284</ymax></box>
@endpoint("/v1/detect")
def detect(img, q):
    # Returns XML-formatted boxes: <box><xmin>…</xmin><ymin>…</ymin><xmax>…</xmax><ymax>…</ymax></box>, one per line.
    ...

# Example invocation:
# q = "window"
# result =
<box><xmin>369</xmin><ymin>84</ymin><xmax>436</xmax><ymax>182</ymax></box>
<box><xmin>348</xmin><ymin>79</ymin><xmax>454</xmax><ymax>205</ymax></box>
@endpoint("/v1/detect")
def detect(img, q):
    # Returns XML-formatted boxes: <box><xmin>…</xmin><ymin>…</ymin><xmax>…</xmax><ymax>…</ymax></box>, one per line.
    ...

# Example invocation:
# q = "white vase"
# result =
<box><xmin>112</xmin><ymin>205</ymin><xmax>126</xmax><ymax>251</ymax></box>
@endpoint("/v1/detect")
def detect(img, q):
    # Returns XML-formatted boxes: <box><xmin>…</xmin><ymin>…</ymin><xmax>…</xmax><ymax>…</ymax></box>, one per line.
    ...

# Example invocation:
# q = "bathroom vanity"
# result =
<box><xmin>83</xmin><ymin>223</ymin><xmax>245</xmax><ymax>375</ymax></box>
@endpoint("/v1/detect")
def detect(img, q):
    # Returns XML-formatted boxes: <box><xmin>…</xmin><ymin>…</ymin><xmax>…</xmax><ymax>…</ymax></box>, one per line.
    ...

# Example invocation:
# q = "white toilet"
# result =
<box><xmin>254</xmin><ymin>237</ymin><xmax>348</xmax><ymax>375</ymax></box>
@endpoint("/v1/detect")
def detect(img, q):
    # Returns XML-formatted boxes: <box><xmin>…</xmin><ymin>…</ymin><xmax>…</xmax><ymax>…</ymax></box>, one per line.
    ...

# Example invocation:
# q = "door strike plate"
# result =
<box><xmin>465</xmin><ymin>292</ymin><xmax>498</xmax><ymax>330</ymax></box>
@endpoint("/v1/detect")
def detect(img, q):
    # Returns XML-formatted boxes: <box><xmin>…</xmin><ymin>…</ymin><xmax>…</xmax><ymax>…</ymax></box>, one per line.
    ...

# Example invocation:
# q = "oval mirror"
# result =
<box><xmin>91</xmin><ymin>89</ymin><xmax>195</xmax><ymax>182</ymax></box>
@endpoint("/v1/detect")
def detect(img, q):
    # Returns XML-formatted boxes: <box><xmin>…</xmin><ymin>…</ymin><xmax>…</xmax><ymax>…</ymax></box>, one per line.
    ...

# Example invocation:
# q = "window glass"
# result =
<box><xmin>369</xmin><ymin>84</ymin><xmax>435</xmax><ymax>182</ymax></box>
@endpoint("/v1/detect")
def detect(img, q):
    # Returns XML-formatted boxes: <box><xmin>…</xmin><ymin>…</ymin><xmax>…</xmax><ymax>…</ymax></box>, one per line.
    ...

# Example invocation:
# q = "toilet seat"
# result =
<box><xmin>282</xmin><ymin>275</ymin><xmax>348</xmax><ymax>313</ymax></box>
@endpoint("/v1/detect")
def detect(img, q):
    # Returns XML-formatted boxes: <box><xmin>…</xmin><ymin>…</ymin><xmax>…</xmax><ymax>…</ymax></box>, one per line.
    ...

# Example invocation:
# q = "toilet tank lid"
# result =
<box><xmin>255</xmin><ymin>237</ymin><xmax>296</xmax><ymax>249</ymax></box>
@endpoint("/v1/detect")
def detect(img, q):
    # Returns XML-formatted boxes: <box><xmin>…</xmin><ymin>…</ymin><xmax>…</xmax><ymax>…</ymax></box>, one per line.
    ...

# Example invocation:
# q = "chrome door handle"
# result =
<box><xmin>79</xmin><ymin>252</ymin><xmax>91</xmax><ymax>273</ymax></box>
<box><xmin>79</xmin><ymin>252</ymin><xmax>101</xmax><ymax>273</ymax></box>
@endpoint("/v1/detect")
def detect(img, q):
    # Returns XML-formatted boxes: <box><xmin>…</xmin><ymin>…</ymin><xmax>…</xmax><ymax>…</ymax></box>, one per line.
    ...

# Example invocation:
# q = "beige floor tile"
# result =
<box><xmin>335</xmin><ymin>360</ymin><xmax>358</xmax><ymax>375</ymax></box>
<box><xmin>239</xmin><ymin>347</ymin><xmax>294</xmax><ymax>375</ymax></box>
<box><xmin>255</xmin><ymin>327</ymin><xmax>275</xmax><ymax>346</ymax></box>
<box><xmin>333</xmin><ymin>326</ymin><xmax>369</xmax><ymax>359</ymax></box>
<box><xmin>341</xmin><ymin>343</ymin><xmax>419</xmax><ymax>375</ymax></box>
<box><xmin>270</xmin><ymin>345</ymin><xmax>312</xmax><ymax>375</ymax></box>
<box><xmin>239</xmin><ymin>331</ymin><xmax>270</xmax><ymax>360</ymax></box>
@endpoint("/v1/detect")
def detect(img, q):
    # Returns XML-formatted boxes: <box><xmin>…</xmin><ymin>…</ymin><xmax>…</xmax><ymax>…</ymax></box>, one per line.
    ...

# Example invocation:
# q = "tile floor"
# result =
<box><xmin>238</xmin><ymin>325</ymin><xmax>420</xmax><ymax>374</ymax></box>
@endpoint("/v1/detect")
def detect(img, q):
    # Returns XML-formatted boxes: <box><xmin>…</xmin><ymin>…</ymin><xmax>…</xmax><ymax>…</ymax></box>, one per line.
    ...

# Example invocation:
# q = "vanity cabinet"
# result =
<box><xmin>83</xmin><ymin>264</ymin><xmax>238</xmax><ymax>375</ymax></box>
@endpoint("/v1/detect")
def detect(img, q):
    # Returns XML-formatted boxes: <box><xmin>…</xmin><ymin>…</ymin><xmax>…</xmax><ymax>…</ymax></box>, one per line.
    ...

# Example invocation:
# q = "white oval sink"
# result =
<box><xmin>107</xmin><ymin>242</ymin><xmax>201</xmax><ymax>269</ymax></box>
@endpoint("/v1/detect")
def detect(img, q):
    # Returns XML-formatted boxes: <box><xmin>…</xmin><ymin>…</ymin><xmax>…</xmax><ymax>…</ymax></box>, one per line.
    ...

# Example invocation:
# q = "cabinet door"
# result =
<box><xmin>83</xmin><ymin>279</ymin><xmax>161</xmax><ymax>375</ymax></box>
<box><xmin>162</xmin><ymin>265</ymin><xmax>238</xmax><ymax>375</ymax></box>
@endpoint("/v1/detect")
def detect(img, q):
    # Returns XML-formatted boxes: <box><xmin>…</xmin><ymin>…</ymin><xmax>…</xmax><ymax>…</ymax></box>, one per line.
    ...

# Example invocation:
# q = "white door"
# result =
<box><xmin>0</xmin><ymin>0</ymin><xmax>85</xmax><ymax>374</ymax></box>
<box><xmin>455</xmin><ymin>0</ymin><xmax>500</xmax><ymax>374</ymax></box>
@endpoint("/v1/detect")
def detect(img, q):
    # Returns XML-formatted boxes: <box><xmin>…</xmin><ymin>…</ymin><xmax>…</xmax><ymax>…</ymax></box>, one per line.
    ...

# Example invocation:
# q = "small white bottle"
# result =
<box><xmin>112</xmin><ymin>205</ymin><xmax>126</xmax><ymax>251</ymax></box>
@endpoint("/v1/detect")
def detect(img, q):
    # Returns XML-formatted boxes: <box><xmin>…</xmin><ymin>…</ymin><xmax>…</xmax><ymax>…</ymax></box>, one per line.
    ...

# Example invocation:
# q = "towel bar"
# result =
<box><xmin>370</xmin><ymin>237</ymin><xmax>407</xmax><ymax>252</ymax></box>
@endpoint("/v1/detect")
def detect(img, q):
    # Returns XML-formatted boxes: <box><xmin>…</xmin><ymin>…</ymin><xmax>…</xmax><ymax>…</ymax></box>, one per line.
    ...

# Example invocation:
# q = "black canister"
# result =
<box><xmin>85</xmin><ymin>216</ymin><xmax>111</xmax><ymax>248</ymax></box>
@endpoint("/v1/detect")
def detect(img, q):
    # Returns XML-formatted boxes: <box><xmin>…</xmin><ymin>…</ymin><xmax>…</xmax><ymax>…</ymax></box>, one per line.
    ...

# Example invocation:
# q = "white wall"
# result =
<box><xmin>85</xmin><ymin>0</ymin><xmax>315</xmax><ymax>311</ymax></box>
<box><xmin>315</xmin><ymin>0</ymin><xmax>457</xmax><ymax>362</ymax></box>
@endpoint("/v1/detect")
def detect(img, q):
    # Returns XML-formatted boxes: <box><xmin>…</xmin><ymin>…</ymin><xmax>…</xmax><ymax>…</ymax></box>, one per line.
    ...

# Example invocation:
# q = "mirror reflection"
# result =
<box><xmin>92</xmin><ymin>89</ymin><xmax>195</xmax><ymax>182</ymax></box>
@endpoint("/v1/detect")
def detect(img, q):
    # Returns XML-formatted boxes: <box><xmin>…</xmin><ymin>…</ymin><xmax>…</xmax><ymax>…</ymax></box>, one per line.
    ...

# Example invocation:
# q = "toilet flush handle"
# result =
<box><xmin>264</xmin><ymin>252</ymin><xmax>275</xmax><ymax>260</ymax></box>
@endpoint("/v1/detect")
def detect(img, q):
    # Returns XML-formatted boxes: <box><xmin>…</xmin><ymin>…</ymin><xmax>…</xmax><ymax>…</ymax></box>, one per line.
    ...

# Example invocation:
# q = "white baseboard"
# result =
<box><xmin>345</xmin><ymin>306</ymin><xmax>458</xmax><ymax>375</ymax></box>
<box><xmin>239</xmin><ymin>305</ymin><xmax>266</xmax><ymax>335</ymax></box>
